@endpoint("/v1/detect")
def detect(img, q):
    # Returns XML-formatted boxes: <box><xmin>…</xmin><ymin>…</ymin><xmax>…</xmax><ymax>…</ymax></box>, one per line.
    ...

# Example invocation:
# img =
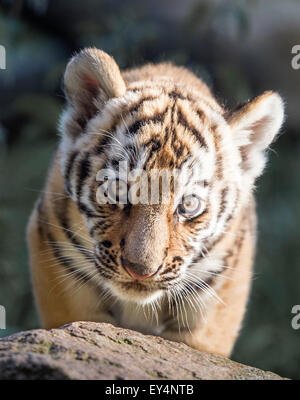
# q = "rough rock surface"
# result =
<box><xmin>0</xmin><ymin>321</ymin><xmax>287</xmax><ymax>380</ymax></box>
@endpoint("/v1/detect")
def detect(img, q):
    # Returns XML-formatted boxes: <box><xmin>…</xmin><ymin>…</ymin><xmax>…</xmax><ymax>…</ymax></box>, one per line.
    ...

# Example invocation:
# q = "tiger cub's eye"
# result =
<box><xmin>178</xmin><ymin>194</ymin><xmax>204</xmax><ymax>218</ymax></box>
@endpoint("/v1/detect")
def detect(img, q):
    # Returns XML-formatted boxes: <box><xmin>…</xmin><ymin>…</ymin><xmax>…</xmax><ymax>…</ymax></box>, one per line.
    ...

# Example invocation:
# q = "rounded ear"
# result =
<box><xmin>226</xmin><ymin>91</ymin><xmax>285</xmax><ymax>182</ymax></box>
<box><xmin>64</xmin><ymin>47</ymin><xmax>126</xmax><ymax>105</ymax></box>
<box><xmin>62</xmin><ymin>47</ymin><xmax>126</xmax><ymax>137</ymax></box>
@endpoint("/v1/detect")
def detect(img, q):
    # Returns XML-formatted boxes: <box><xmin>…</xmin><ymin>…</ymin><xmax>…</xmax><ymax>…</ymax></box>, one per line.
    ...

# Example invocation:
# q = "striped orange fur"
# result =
<box><xmin>27</xmin><ymin>48</ymin><xmax>284</xmax><ymax>357</ymax></box>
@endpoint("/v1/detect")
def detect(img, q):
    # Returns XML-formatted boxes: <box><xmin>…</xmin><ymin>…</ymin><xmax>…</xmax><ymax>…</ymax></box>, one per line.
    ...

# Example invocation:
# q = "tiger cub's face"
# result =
<box><xmin>59</xmin><ymin>48</ymin><xmax>284</xmax><ymax>304</ymax></box>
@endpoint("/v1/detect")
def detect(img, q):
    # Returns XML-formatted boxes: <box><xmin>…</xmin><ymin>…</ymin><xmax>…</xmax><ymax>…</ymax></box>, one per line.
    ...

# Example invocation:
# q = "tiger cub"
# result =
<box><xmin>27</xmin><ymin>48</ymin><xmax>284</xmax><ymax>357</ymax></box>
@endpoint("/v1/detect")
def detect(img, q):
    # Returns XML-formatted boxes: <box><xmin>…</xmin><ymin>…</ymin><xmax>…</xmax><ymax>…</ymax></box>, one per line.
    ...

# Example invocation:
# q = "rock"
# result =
<box><xmin>0</xmin><ymin>321</ymin><xmax>287</xmax><ymax>380</ymax></box>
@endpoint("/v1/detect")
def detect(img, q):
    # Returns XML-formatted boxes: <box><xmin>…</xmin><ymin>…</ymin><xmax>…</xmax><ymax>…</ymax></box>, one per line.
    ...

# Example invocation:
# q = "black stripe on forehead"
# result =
<box><xmin>91</xmin><ymin>87</ymin><xmax>207</xmax><ymax>153</ymax></box>
<box><xmin>169</xmin><ymin>90</ymin><xmax>193</xmax><ymax>101</ymax></box>
<box><xmin>126</xmin><ymin>110</ymin><xmax>166</xmax><ymax>137</ymax></box>
<box><xmin>170</xmin><ymin>129</ymin><xmax>190</xmax><ymax>160</ymax></box>
<box><xmin>91</xmin><ymin>94</ymin><xmax>162</xmax><ymax>150</ymax></box>
<box><xmin>127</xmin><ymin>95</ymin><xmax>158</xmax><ymax>114</ymax></box>
<box><xmin>176</xmin><ymin>107</ymin><xmax>208</xmax><ymax>150</ymax></box>
<box><xmin>142</xmin><ymin>137</ymin><xmax>163</xmax><ymax>169</ymax></box>
<box><xmin>93</xmin><ymin>107</ymin><xmax>166</xmax><ymax>159</ymax></box>
<box><xmin>98</xmin><ymin>109</ymin><xmax>169</xmax><ymax>169</ymax></box>
<box><xmin>90</xmin><ymin>91</ymin><xmax>208</xmax><ymax>173</ymax></box>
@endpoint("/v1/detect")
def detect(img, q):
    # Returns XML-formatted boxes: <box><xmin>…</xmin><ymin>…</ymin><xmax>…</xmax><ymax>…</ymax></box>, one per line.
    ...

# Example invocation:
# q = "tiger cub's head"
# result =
<box><xmin>59</xmin><ymin>48</ymin><xmax>284</xmax><ymax>304</ymax></box>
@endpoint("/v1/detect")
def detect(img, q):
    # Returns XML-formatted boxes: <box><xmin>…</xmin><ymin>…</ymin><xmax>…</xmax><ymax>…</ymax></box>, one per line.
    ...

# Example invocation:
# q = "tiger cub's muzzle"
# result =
<box><xmin>121</xmin><ymin>205</ymin><xmax>169</xmax><ymax>281</ymax></box>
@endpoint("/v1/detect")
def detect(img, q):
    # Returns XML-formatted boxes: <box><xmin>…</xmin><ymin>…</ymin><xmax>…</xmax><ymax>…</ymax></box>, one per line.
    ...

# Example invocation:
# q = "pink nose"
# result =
<box><xmin>124</xmin><ymin>266</ymin><xmax>155</xmax><ymax>281</ymax></box>
<box><xmin>122</xmin><ymin>258</ymin><xmax>157</xmax><ymax>281</ymax></box>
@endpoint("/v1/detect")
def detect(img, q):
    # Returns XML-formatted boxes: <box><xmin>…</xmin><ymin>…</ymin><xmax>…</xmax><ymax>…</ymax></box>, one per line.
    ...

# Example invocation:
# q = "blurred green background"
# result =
<box><xmin>0</xmin><ymin>0</ymin><xmax>299</xmax><ymax>379</ymax></box>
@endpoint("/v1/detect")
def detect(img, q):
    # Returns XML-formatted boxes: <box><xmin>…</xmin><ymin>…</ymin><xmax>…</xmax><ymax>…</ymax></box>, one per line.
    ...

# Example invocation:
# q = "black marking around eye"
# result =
<box><xmin>183</xmin><ymin>208</ymin><xmax>209</xmax><ymax>226</ymax></box>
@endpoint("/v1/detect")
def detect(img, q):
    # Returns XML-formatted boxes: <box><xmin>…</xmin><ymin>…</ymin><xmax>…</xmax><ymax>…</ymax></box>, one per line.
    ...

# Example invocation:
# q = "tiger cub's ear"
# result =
<box><xmin>226</xmin><ymin>91</ymin><xmax>285</xmax><ymax>183</ymax></box>
<box><xmin>63</xmin><ymin>47</ymin><xmax>126</xmax><ymax>133</ymax></box>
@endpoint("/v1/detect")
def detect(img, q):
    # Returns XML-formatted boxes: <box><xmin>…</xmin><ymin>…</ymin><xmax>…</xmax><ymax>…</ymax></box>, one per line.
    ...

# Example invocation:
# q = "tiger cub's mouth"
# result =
<box><xmin>107</xmin><ymin>278</ymin><xmax>165</xmax><ymax>304</ymax></box>
<box><xmin>95</xmin><ymin>254</ymin><xmax>179</xmax><ymax>304</ymax></box>
<box><xmin>94</xmin><ymin>241</ymin><xmax>182</xmax><ymax>301</ymax></box>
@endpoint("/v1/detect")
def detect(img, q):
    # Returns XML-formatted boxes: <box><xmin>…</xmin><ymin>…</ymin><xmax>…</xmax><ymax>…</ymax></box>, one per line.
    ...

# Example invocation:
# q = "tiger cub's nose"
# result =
<box><xmin>122</xmin><ymin>258</ymin><xmax>158</xmax><ymax>281</ymax></box>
